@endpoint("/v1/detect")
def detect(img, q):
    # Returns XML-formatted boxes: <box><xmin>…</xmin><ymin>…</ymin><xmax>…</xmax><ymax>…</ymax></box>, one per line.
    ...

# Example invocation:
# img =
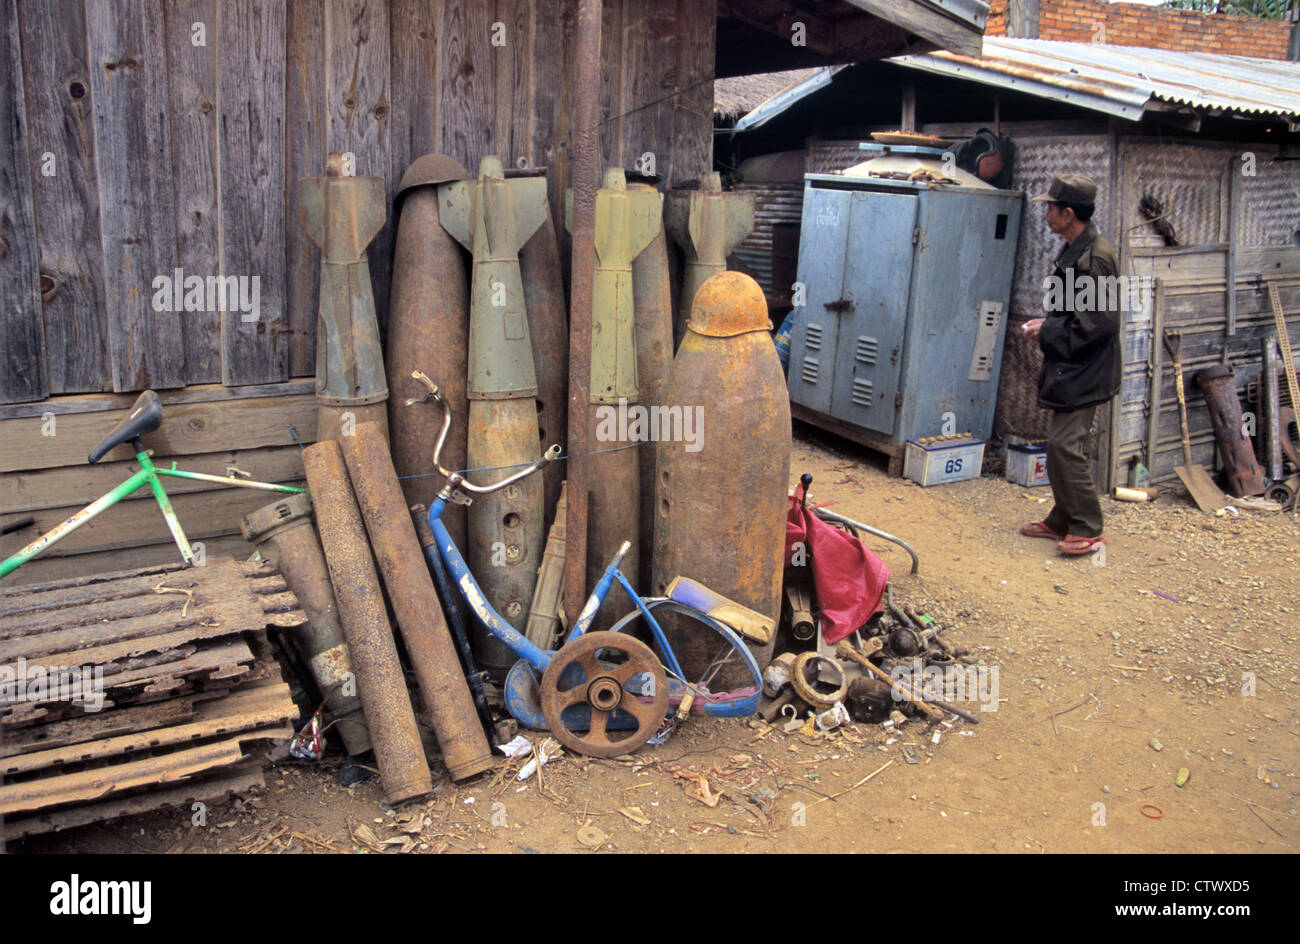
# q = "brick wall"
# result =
<box><xmin>987</xmin><ymin>0</ymin><xmax>1293</xmax><ymax>59</ymax></box>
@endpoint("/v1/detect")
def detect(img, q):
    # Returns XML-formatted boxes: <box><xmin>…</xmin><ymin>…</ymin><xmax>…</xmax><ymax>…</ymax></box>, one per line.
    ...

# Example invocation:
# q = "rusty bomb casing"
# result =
<box><xmin>652</xmin><ymin>271</ymin><xmax>790</xmax><ymax>688</ymax></box>
<box><xmin>341</xmin><ymin>422</ymin><xmax>496</xmax><ymax>780</ymax></box>
<box><xmin>299</xmin><ymin>153</ymin><xmax>389</xmax><ymax>444</ymax></box>
<box><xmin>568</xmin><ymin>168</ymin><xmax>662</xmax><ymax>627</ymax></box>
<box><xmin>515</xmin><ymin>167</ymin><xmax>570</xmax><ymax>532</ymax></box>
<box><xmin>240</xmin><ymin>492</ymin><xmax>371</xmax><ymax>757</ymax></box>
<box><xmin>1196</xmin><ymin>364</ymin><xmax>1267</xmax><ymax>497</ymax></box>
<box><xmin>629</xmin><ymin>180</ymin><xmax>673</xmax><ymax>591</ymax></box>
<box><xmin>438</xmin><ymin>156</ymin><xmax>550</xmax><ymax>678</ymax></box>
<box><xmin>664</xmin><ymin>172</ymin><xmax>754</xmax><ymax>344</ymax></box>
<box><xmin>387</xmin><ymin>154</ymin><xmax>472</xmax><ymax>550</ymax></box>
<box><xmin>302</xmin><ymin>441</ymin><xmax>432</xmax><ymax>804</ymax></box>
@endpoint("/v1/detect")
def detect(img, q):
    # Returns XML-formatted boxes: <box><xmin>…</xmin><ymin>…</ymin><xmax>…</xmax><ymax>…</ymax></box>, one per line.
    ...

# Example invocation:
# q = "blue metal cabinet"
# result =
<box><xmin>787</xmin><ymin>173</ymin><xmax>1023</xmax><ymax>471</ymax></box>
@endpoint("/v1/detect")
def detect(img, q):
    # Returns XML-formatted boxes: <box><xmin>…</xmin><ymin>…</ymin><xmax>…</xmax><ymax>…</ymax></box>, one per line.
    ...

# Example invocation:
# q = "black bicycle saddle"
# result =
<box><xmin>88</xmin><ymin>390</ymin><xmax>163</xmax><ymax>463</ymax></box>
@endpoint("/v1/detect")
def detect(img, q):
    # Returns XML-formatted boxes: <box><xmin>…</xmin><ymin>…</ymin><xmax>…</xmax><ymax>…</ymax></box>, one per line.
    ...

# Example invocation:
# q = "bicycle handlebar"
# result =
<box><xmin>407</xmin><ymin>369</ymin><xmax>561</xmax><ymax>496</ymax></box>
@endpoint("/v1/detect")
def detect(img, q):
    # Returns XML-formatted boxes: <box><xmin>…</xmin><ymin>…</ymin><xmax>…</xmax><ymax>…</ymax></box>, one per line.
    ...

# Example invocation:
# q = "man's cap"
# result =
<box><xmin>1032</xmin><ymin>173</ymin><xmax>1098</xmax><ymax>205</ymax></box>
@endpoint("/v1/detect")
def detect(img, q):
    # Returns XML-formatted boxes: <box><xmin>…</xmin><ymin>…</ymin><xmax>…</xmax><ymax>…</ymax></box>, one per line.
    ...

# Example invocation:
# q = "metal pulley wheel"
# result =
<box><xmin>790</xmin><ymin>651</ymin><xmax>849</xmax><ymax>710</ymax></box>
<box><xmin>540</xmin><ymin>631</ymin><xmax>668</xmax><ymax>757</ymax></box>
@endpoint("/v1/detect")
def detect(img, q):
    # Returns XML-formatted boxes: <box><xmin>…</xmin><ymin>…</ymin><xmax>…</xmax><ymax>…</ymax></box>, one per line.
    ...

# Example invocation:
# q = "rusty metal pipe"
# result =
<box><xmin>565</xmin><ymin>0</ymin><xmax>601</xmax><ymax>626</ymax></box>
<box><xmin>240</xmin><ymin>493</ymin><xmax>371</xmax><ymax>756</ymax></box>
<box><xmin>388</xmin><ymin>154</ymin><xmax>472</xmax><ymax>549</ymax></box>
<box><xmin>1196</xmin><ymin>364</ymin><xmax>1267</xmax><ymax>497</ymax></box>
<box><xmin>518</xmin><ymin>181</ymin><xmax>570</xmax><ymax>531</ymax></box>
<box><xmin>341</xmin><ymin>423</ymin><xmax>496</xmax><ymax>781</ymax></box>
<box><xmin>302</xmin><ymin>441</ymin><xmax>432</xmax><ymax>804</ymax></box>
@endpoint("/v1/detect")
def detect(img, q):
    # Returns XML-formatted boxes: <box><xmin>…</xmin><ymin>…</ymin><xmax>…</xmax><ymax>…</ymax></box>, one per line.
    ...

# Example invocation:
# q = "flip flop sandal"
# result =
<box><xmin>1019</xmin><ymin>520</ymin><xmax>1063</xmax><ymax>540</ymax></box>
<box><xmin>1057</xmin><ymin>535</ymin><xmax>1105</xmax><ymax>555</ymax></box>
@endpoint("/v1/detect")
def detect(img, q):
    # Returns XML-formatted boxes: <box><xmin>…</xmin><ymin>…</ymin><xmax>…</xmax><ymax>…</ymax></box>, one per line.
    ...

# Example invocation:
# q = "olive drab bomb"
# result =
<box><xmin>567</xmin><ymin>167</ymin><xmax>663</xmax><ymax>628</ymax></box>
<box><xmin>664</xmin><ymin>172</ymin><xmax>755</xmax><ymax>344</ymax></box>
<box><xmin>438</xmin><ymin>156</ymin><xmax>550</xmax><ymax>678</ymax></box>
<box><xmin>653</xmin><ymin>271</ymin><xmax>791</xmax><ymax>688</ymax></box>
<box><xmin>628</xmin><ymin>180</ymin><xmax>674</xmax><ymax>591</ymax></box>
<box><xmin>298</xmin><ymin>153</ymin><xmax>389</xmax><ymax>443</ymax></box>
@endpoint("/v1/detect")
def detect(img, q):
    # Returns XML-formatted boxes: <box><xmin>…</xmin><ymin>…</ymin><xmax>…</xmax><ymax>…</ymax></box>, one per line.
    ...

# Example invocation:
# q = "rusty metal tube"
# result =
<box><xmin>518</xmin><ymin>184</ymin><xmax>570</xmax><ymax>532</ymax></box>
<box><xmin>1196</xmin><ymin>364</ymin><xmax>1266</xmax><ymax>497</ymax></box>
<box><xmin>340</xmin><ymin>423</ymin><xmax>496</xmax><ymax>780</ymax></box>
<box><xmin>388</xmin><ymin>156</ymin><xmax>472</xmax><ymax>550</ymax></box>
<box><xmin>302</xmin><ymin>440</ymin><xmax>432</xmax><ymax>804</ymax></box>
<box><xmin>565</xmin><ymin>0</ymin><xmax>601</xmax><ymax>625</ymax></box>
<box><xmin>240</xmin><ymin>493</ymin><xmax>371</xmax><ymax>756</ymax></box>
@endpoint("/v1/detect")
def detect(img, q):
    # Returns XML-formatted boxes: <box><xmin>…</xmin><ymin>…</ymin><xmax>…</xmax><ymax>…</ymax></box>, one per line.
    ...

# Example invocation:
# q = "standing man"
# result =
<box><xmin>1020</xmin><ymin>174</ymin><xmax>1121</xmax><ymax>556</ymax></box>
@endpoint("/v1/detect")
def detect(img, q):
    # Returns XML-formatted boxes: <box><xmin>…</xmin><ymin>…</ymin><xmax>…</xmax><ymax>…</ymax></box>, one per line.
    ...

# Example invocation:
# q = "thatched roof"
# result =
<box><xmin>714</xmin><ymin>69</ymin><xmax>820</xmax><ymax>118</ymax></box>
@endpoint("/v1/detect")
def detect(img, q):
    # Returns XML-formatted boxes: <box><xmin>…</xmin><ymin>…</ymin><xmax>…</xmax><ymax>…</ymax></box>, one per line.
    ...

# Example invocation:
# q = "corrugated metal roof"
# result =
<box><xmin>894</xmin><ymin>38</ymin><xmax>1300</xmax><ymax>122</ymax></box>
<box><xmin>734</xmin><ymin>67</ymin><xmax>842</xmax><ymax>131</ymax></box>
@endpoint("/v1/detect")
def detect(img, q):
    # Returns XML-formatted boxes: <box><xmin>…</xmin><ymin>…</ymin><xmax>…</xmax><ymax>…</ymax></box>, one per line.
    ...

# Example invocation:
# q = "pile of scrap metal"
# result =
<box><xmin>234</xmin><ymin>150</ymin><xmax>793</xmax><ymax>806</ymax></box>
<box><xmin>0</xmin><ymin>559</ymin><xmax>302</xmax><ymax>840</ymax></box>
<box><xmin>758</xmin><ymin>476</ymin><xmax>978</xmax><ymax>731</ymax></box>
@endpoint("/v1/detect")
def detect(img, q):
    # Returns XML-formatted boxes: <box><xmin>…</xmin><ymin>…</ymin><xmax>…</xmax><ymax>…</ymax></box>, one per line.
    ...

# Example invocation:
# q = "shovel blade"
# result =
<box><xmin>1175</xmin><ymin>463</ymin><xmax>1227</xmax><ymax>512</ymax></box>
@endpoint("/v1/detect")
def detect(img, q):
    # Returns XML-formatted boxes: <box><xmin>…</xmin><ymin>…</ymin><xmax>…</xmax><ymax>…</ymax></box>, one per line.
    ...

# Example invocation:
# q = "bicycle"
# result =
<box><xmin>407</xmin><ymin>370</ymin><xmax>763</xmax><ymax>758</ymax></box>
<box><xmin>1</xmin><ymin>390</ymin><xmax>304</xmax><ymax>579</ymax></box>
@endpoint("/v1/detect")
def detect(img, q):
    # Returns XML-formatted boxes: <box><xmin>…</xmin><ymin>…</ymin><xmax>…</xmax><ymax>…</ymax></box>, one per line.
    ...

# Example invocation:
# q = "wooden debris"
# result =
<box><xmin>0</xmin><ymin>558</ymin><xmax>300</xmax><ymax>840</ymax></box>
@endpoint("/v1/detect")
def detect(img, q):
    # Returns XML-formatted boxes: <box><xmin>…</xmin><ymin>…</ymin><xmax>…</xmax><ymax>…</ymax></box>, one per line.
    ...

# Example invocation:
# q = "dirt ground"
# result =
<box><xmin>19</xmin><ymin>430</ymin><xmax>1300</xmax><ymax>855</ymax></box>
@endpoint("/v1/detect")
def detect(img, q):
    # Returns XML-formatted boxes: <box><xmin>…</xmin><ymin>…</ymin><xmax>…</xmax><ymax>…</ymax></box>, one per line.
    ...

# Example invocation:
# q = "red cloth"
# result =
<box><xmin>784</xmin><ymin>482</ymin><xmax>889</xmax><ymax>644</ymax></box>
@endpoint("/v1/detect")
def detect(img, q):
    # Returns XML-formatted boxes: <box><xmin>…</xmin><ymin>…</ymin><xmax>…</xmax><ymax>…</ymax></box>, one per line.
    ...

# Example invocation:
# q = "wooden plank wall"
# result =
<box><xmin>1115</xmin><ymin>246</ymin><xmax>1300</xmax><ymax>488</ymax></box>
<box><xmin>1</xmin><ymin>0</ymin><xmax>716</xmax><ymax>405</ymax></box>
<box><xmin>1</xmin><ymin>0</ymin><xmax>715</xmax><ymax>585</ymax></box>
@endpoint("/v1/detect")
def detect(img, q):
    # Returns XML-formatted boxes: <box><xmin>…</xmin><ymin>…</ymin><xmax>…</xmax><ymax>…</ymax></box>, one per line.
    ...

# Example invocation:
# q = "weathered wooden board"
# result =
<box><xmin>87</xmin><ymin>0</ymin><xmax>185</xmax><ymax>392</ymax></box>
<box><xmin>671</xmin><ymin>0</ymin><xmax>715</xmax><ymax>186</ymax></box>
<box><xmin>0</xmin><ymin>536</ymin><xmax>249</xmax><ymax>590</ymax></box>
<box><xmin>3</xmin><ymin>444</ymin><xmax>305</xmax><ymax>513</ymax></box>
<box><xmin>0</xmin><ymin>764</ymin><xmax>265</xmax><ymax>840</ymax></box>
<box><xmin>4</xmin><ymin>683</ymin><xmax>294</xmax><ymax>776</ymax></box>
<box><xmin>0</xmin><ymin>479</ymin><xmax>302</xmax><ymax>560</ymax></box>
<box><xmin>326</xmin><ymin>0</ymin><xmax>392</xmax><ymax>332</ymax></box>
<box><xmin>621</xmin><ymin>0</ymin><xmax>677</xmax><ymax>182</ymax></box>
<box><xmin>598</xmin><ymin>0</ymin><xmax>624</xmax><ymax>171</ymax></box>
<box><xmin>17</xmin><ymin>0</ymin><xmax>110</xmax><ymax>396</ymax></box>
<box><xmin>0</xmin><ymin>0</ymin><xmax>48</xmax><ymax>404</ymax></box>
<box><xmin>389</xmin><ymin>0</ymin><xmax>443</xmax><ymax>207</ymax></box>
<box><xmin>0</xmin><ymin>391</ymin><xmax>316</xmax><ymax>472</ymax></box>
<box><xmin>531</xmin><ymin>0</ymin><xmax>574</xmax><ymax>238</ymax></box>
<box><xmin>0</xmin><ymin>732</ymin><xmax>273</xmax><ymax>815</ymax></box>
<box><xmin>0</xmin><ymin>378</ymin><xmax>315</xmax><ymax>419</ymax></box>
<box><xmin>220</xmin><ymin>0</ymin><xmax>288</xmax><ymax>387</ymax></box>
<box><xmin>504</xmin><ymin>0</ymin><xmax>534</xmax><ymax>167</ymax></box>
<box><xmin>439</xmin><ymin>0</ymin><xmax>494</xmax><ymax>174</ymax></box>
<box><xmin>0</xmin><ymin>697</ymin><xmax>197</xmax><ymax>759</ymax></box>
<box><xmin>285</xmin><ymin>0</ymin><xmax>326</xmax><ymax>379</ymax></box>
<box><xmin>165</xmin><ymin>0</ymin><xmax>222</xmax><ymax>385</ymax></box>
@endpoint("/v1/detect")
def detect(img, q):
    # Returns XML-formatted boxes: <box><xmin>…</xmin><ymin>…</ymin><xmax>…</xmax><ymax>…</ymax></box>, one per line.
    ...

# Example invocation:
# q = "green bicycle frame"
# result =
<box><xmin>0</xmin><ymin>448</ymin><xmax>304</xmax><ymax>579</ymax></box>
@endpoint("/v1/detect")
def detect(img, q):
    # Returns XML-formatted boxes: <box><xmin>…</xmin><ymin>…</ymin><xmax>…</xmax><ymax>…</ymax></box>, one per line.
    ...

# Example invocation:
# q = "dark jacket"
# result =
<box><xmin>1037</xmin><ymin>222</ymin><xmax>1123</xmax><ymax>411</ymax></box>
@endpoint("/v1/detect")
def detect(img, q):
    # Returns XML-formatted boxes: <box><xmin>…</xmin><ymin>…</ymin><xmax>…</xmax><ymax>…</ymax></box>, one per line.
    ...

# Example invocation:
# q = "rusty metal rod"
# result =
<box><xmin>565</xmin><ymin>0</ymin><xmax>601</xmax><ymax>629</ymax></box>
<box><xmin>302</xmin><ymin>441</ymin><xmax>432</xmax><ymax>804</ymax></box>
<box><xmin>341</xmin><ymin>423</ymin><xmax>496</xmax><ymax>781</ymax></box>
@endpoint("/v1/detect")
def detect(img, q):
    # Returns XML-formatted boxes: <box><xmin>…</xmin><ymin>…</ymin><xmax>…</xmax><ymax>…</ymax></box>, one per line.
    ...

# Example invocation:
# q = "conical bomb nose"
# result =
<box><xmin>687</xmin><ymin>271</ymin><xmax>771</xmax><ymax>337</ymax></box>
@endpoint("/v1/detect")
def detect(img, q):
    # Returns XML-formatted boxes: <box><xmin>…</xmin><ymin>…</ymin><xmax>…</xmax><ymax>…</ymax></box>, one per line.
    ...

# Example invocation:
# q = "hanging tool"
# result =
<box><xmin>1163</xmin><ymin>330</ymin><xmax>1227</xmax><ymax>512</ymax></box>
